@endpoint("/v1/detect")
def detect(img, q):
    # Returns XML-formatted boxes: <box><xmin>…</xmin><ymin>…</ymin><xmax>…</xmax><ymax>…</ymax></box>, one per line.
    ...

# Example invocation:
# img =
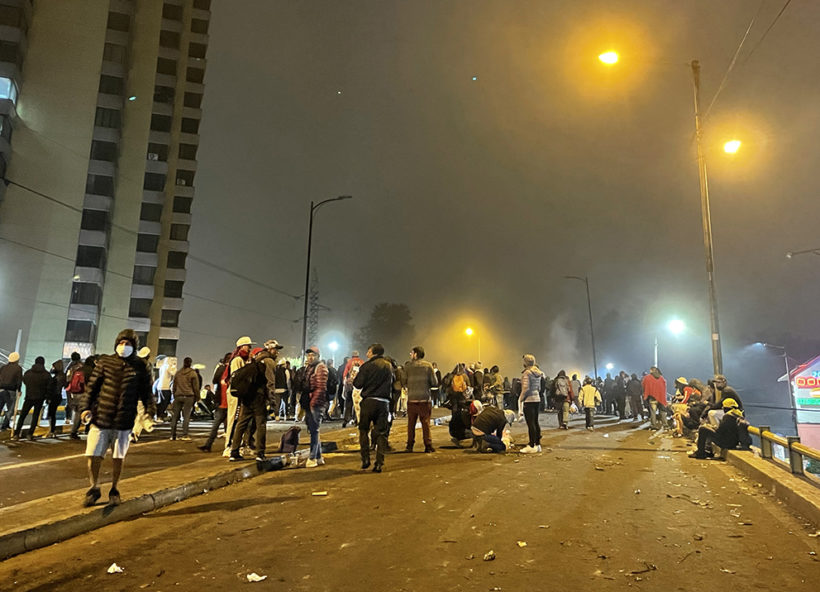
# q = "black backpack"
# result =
<box><xmin>229</xmin><ymin>361</ymin><xmax>266</xmax><ymax>400</ymax></box>
<box><xmin>278</xmin><ymin>425</ymin><xmax>301</xmax><ymax>453</ymax></box>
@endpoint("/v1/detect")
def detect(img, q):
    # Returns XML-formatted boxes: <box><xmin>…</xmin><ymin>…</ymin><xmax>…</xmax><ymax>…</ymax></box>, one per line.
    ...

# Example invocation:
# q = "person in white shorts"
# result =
<box><xmin>79</xmin><ymin>329</ymin><xmax>155</xmax><ymax>507</ymax></box>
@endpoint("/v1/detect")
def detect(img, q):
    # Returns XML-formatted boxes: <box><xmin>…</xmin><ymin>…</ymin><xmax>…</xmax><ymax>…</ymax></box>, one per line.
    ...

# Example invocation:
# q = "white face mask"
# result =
<box><xmin>116</xmin><ymin>344</ymin><xmax>134</xmax><ymax>358</ymax></box>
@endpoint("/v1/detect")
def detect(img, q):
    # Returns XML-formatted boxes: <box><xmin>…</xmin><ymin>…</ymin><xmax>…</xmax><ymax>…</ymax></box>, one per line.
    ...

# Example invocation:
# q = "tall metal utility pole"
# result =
<box><xmin>691</xmin><ymin>60</ymin><xmax>723</xmax><ymax>375</ymax></box>
<box><xmin>565</xmin><ymin>275</ymin><xmax>598</xmax><ymax>380</ymax></box>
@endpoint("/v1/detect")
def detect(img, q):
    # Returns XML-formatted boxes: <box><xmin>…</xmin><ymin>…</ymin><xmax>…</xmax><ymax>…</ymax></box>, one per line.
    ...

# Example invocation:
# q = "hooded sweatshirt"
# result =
<box><xmin>22</xmin><ymin>362</ymin><xmax>51</xmax><ymax>402</ymax></box>
<box><xmin>48</xmin><ymin>360</ymin><xmax>66</xmax><ymax>404</ymax></box>
<box><xmin>172</xmin><ymin>366</ymin><xmax>199</xmax><ymax>397</ymax></box>
<box><xmin>0</xmin><ymin>360</ymin><xmax>23</xmax><ymax>391</ymax></box>
<box><xmin>519</xmin><ymin>365</ymin><xmax>544</xmax><ymax>404</ymax></box>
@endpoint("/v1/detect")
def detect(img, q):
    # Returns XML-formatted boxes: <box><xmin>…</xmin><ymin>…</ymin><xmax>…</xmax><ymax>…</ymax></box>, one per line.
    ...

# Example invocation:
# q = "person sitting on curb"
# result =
<box><xmin>471</xmin><ymin>405</ymin><xmax>516</xmax><ymax>453</ymax></box>
<box><xmin>688</xmin><ymin>398</ymin><xmax>747</xmax><ymax>460</ymax></box>
<box><xmin>78</xmin><ymin>329</ymin><xmax>155</xmax><ymax>507</ymax></box>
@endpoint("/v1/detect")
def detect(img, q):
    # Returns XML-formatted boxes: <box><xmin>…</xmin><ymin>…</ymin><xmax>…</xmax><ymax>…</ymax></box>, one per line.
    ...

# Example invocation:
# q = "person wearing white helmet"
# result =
<box><xmin>222</xmin><ymin>336</ymin><xmax>255</xmax><ymax>458</ymax></box>
<box><xmin>0</xmin><ymin>352</ymin><xmax>23</xmax><ymax>431</ymax></box>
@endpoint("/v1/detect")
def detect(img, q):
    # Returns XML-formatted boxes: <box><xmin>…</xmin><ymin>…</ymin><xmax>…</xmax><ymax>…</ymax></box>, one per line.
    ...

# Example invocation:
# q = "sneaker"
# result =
<box><xmin>520</xmin><ymin>445</ymin><xmax>535</xmax><ymax>454</ymax></box>
<box><xmin>316</xmin><ymin>457</ymin><xmax>325</xmax><ymax>466</ymax></box>
<box><xmin>229</xmin><ymin>454</ymin><xmax>245</xmax><ymax>462</ymax></box>
<box><xmin>450</xmin><ymin>437</ymin><xmax>463</xmax><ymax>448</ymax></box>
<box><xmin>424</xmin><ymin>445</ymin><xmax>435</xmax><ymax>453</ymax></box>
<box><xmin>180</xmin><ymin>436</ymin><xmax>192</xmax><ymax>441</ymax></box>
<box><xmin>536</xmin><ymin>445</ymin><xmax>542</xmax><ymax>453</ymax></box>
<box><xmin>372</xmin><ymin>463</ymin><xmax>383</xmax><ymax>473</ymax></box>
<box><xmin>197</xmin><ymin>445</ymin><xmax>211</xmax><ymax>452</ymax></box>
<box><xmin>46</xmin><ymin>432</ymin><xmax>56</xmax><ymax>438</ymax></box>
<box><xmin>306</xmin><ymin>458</ymin><xmax>318</xmax><ymax>468</ymax></box>
<box><xmin>688</xmin><ymin>451</ymin><xmax>709</xmax><ymax>460</ymax></box>
<box><xmin>83</xmin><ymin>487</ymin><xmax>101</xmax><ymax>507</ymax></box>
<box><xmin>361</xmin><ymin>460</ymin><xmax>371</xmax><ymax>470</ymax></box>
<box><xmin>255</xmin><ymin>454</ymin><xmax>266</xmax><ymax>462</ymax></box>
<box><xmin>9</xmin><ymin>435</ymin><xmax>19</xmax><ymax>442</ymax></box>
<box><xmin>169</xmin><ymin>436</ymin><xmax>176</xmax><ymax>441</ymax></box>
<box><xmin>108</xmin><ymin>488</ymin><xmax>121</xmax><ymax>506</ymax></box>
<box><xmin>64</xmin><ymin>418</ymin><xmax>72</xmax><ymax>425</ymax></box>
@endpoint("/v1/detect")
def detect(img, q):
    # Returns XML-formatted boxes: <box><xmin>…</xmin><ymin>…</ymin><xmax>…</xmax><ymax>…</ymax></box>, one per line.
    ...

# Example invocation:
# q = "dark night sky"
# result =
<box><xmin>179</xmin><ymin>1</ymin><xmax>819</xmax><ymax>423</ymax></box>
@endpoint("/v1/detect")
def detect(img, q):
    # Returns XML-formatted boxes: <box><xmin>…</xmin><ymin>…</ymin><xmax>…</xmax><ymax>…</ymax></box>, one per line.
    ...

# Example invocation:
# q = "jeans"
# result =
<box><xmin>14</xmin><ymin>398</ymin><xmax>43</xmax><ymax>437</ymax></box>
<box><xmin>359</xmin><ymin>397</ymin><xmax>390</xmax><ymax>467</ymax></box>
<box><xmin>648</xmin><ymin>398</ymin><xmax>667</xmax><ymax>429</ymax></box>
<box><xmin>406</xmin><ymin>401</ymin><xmax>432</xmax><ymax>448</ymax></box>
<box><xmin>169</xmin><ymin>396</ymin><xmax>195</xmax><ymax>438</ymax></box>
<box><xmin>0</xmin><ymin>389</ymin><xmax>14</xmax><ymax>429</ymax></box>
<box><xmin>523</xmin><ymin>401</ymin><xmax>541</xmax><ymax>446</ymax></box>
<box><xmin>585</xmin><ymin>407</ymin><xmax>594</xmax><ymax>428</ymax></box>
<box><xmin>204</xmin><ymin>407</ymin><xmax>228</xmax><ymax>448</ymax></box>
<box><xmin>232</xmin><ymin>395</ymin><xmax>268</xmax><ymax>456</ymax></box>
<box><xmin>480</xmin><ymin>434</ymin><xmax>507</xmax><ymax>453</ymax></box>
<box><xmin>305</xmin><ymin>403</ymin><xmax>325</xmax><ymax>460</ymax></box>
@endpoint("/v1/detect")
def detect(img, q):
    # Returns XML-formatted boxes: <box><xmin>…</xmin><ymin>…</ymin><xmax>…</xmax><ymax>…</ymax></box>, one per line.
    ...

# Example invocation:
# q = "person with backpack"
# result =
<box><xmin>519</xmin><ymin>354</ymin><xmax>545</xmax><ymax>453</ymax></box>
<box><xmin>69</xmin><ymin>356</ymin><xmax>96</xmax><ymax>440</ymax></box>
<box><xmin>578</xmin><ymin>377</ymin><xmax>603</xmax><ymax>431</ymax></box>
<box><xmin>553</xmin><ymin>370</ymin><xmax>573</xmax><ymax>430</ymax></box>
<box><xmin>63</xmin><ymin>352</ymin><xmax>83</xmax><ymax>425</ymax></box>
<box><xmin>0</xmin><ymin>352</ymin><xmax>23</xmax><ymax>431</ymax></box>
<box><xmin>446</xmin><ymin>363</ymin><xmax>471</xmax><ymax>446</ymax></box>
<box><xmin>221</xmin><ymin>336</ymin><xmax>255</xmax><ymax>457</ymax></box>
<box><xmin>229</xmin><ymin>339</ymin><xmax>282</xmax><ymax>462</ymax></box>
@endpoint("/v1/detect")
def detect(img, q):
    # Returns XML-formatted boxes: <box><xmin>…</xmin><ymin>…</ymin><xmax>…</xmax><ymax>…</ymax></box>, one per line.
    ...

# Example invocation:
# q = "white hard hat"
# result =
<box><xmin>235</xmin><ymin>336</ymin><xmax>255</xmax><ymax>348</ymax></box>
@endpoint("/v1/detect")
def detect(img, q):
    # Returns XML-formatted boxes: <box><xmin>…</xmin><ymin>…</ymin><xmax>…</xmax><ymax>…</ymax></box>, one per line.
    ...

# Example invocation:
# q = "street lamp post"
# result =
<box><xmin>301</xmin><ymin>196</ymin><xmax>352</xmax><ymax>362</ymax></box>
<box><xmin>565</xmin><ymin>275</ymin><xmax>598</xmax><ymax>380</ymax></box>
<box><xmin>691</xmin><ymin>60</ymin><xmax>724</xmax><ymax>376</ymax></box>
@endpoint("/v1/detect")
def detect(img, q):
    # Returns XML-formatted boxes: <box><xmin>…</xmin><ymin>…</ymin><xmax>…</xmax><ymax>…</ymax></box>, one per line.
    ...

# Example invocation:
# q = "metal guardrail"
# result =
<box><xmin>747</xmin><ymin>425</ymin><xmax>820</xmax><ymax>476</ymax></box>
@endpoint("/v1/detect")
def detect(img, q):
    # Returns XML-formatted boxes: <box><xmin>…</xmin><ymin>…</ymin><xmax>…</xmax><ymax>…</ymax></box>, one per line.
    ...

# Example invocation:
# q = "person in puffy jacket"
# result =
<box><xmin>519</xmin><ymin>354</ymin><xmax>544</xmax><ymax>453</ymax></box>
<box><xmin>78</xmin><ymin>329</ymin><xmax>155</xmax><ymax>508</ymax></box>
<box><xmin>12</xmin><ymin>356</ymin><xmax>51</xmax><ymax>441</ymax></box>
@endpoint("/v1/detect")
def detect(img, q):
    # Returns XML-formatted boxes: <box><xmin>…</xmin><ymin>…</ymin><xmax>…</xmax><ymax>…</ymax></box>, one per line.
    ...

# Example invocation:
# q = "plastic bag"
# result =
<box><xmin>570</xmin><ymin>403</ymin><xmax>579</xmax><ymax>414</ymax></box>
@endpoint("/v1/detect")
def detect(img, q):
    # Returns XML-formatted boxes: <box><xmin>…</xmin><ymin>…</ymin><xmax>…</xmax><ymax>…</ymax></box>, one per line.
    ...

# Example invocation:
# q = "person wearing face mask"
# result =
<box><xmin>77</xmin><ymin>329</ymin><xmax>155</xmax><ymax>507</ymax></box>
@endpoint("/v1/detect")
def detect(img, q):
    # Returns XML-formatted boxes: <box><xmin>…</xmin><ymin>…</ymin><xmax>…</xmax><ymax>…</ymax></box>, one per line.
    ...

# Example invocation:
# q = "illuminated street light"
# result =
<box><xmin>465</xmin><ymin>327</ymin><xmax>473</xmax><ymax>336</ymax></box>
<box><xmin>667</xmin><ymin>319</ymin><xmax>686</xmax><ymax>335</ymax></box>
<box><xmin>605</xmin><ymin>362</ymin><xmax>614</xmax><ymax>371</ymax></box>
<box><xmin>723</xmin><ymin>139</ymin><xmax>741</xmax><ymax>154</ymax></box>
<box><xmin>598</xmin><ymin>51</ymin><xmax>619</xmax><ymax>65</ymax></box>
<box><xmin>465</xmin><ymin>327</ymin><xmax>481</xmax><ymax>360</ymax></box>
<box><xmin>328</xmin><ymin>341</ymin><xmax>339</xmax><ymax>352</ymax></box>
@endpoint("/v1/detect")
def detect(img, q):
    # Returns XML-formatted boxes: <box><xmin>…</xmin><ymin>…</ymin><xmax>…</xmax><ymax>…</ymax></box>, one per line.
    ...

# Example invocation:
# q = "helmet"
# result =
<box><xmin>722</xmin><ymin>398</ymin><xmax>738</xmax><ymax>409</ymax></box>
<box><xmin>469</xmin><ymin>400</ymin><xmax>483</xmax><ymax>415</ymax></box>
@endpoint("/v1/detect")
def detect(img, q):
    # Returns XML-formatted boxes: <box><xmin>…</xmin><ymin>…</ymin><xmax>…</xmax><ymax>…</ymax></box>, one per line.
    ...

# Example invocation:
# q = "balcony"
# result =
<box><xmin>151</xmin><ymin>101</ymin><xmax>173</xmax><ymax>116</ymax></box>
<box><xmin>161</xmin><ymin>18</ymin><xmax>182</xmax><ymax>33</ymax></box>
<box><xmin>110</xmin><ymin>0</ymin><xmax>135</xmax><ymax>15</ymax></box>
<box><xmin>158</xmin><ymin>327</ymin><xmax>180</xmax><ymax>340</ymax></box>
<box><xmin>166</xmin><ymin>239</ymin><xmax>189</xmax><ymax>253</ymax></box>
<box><xmin>189</xmin><ymin>32</ymin><xmax>209</xmax><ymax>45</ymax></box>
<box><xmin>88</xmin><ymin>159</ymin><xmax>116</xmax><ymax>176</ymax></box>
<box><xmin>158</xmin><ymin>46</ymin><xmax>181</xmax><ymax>61</ymax></box>
<box><xmin>67</xmin><ymin>304</ymin><xmax>100</xmax><ymax>323</ymax></box>
<box><xmin>192</xmin><ymin>8</ymin><xmax>210</xmax><ymax>20</ymax></box>
<box><xmin>130</xmin><ymin>284</ymin><xmax>155</xmax><ymax>300</ymax></box>
<box><xmin>148</xmin><ymin>130</ymin><xmax>171</xmax><ymax>145</ymax></box>
<box><xmin>171</xmin><ymin>212</ymin><xmax>192</xmax><ymax>225</ymax></box>
<box><xmin>185</xmin><ymin>81</ymin><xmax>204</xmax><ymax>94</ymax></box>
<box><xmin>154</xmin><ymin>73</ymin><xmax>177</xmax><ymax>87</ymax></box>
<box><xmin>164</xmin><ymin>268</ymin><xmax>186</xmax><ymax>281</ymax></box>
<box><xmin>178</xmin><ymin>132</ymin><xmax>199</xmax><ymax>145</ymax></box>
<box><xmin>176</xmin><ymin>158</ymin><xmax>197</xmax><ymax>171</ymax></box>
<box><xmin>173</xmin><ymin>184</ymin><xmax>194</xmax><ymax>198</ymax></box>
<box><xmin>141</xmin><ymin>190</ymin><xmax>165</xmax><ymax>205</ymax></box>
<box><xmin>138</xmin><ymin>220</ymin><xmax>162</xmax><ymax>235</ymax></box>
<box><xmin>73</xmin><ymin>267</ymin><xmax>104</xmax><ymax>285</ymax></box>
<box><xmin>83</xmin><ymin>194</ymin><xmax>113</xmax><ymax>212</ymax></box>
<box><xmin>162</xmin><ymin>297</ymin><xmax>184</xmax><ymax>311</ymax></box>
<box><xmin>127</xmin><ymin>317</ymin><xmax>151</xmax><ymax>332</ymax></box>
<box><xmin>181</xmin><ymin>106</ymin><xmax>201</xmax><ymax>120</ymax></box>
<box><xmin>105</xmin><ymin>29</ymin><xmax>129</xmax><ymax>46</ymax></box>
<box><xmin>96</xmin><ymin>93</ymin><xmax>122</xmax><ymax>109</ymax></box>
<box><xmin>101</xmin><ymin>61</ymin><xmax>125</xmax><ymax>78</ymax></box>
<box><xmin>78</xmin><ymin>229</ymin><xmax>107</xmax><ymax>248</ymax></box>
<box><xmin>134</xmin><ymin>252</ymin><xmax>159</xmax><ymax>267</ymax></box>
<box><xmin>145</xmin><ymin>158</ymin><xmax>168</xmax><ymax>175</ymax></box>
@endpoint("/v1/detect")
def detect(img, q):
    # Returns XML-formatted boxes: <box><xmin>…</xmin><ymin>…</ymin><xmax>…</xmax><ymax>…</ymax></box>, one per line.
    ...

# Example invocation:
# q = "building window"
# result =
<box><xmin>188</xmin><ymin>42</ymin><xmax>207</xmax><ymax>59</ymax></box>
<box><xmin>107</xmin><ymin>12</ymin><xmax>131</xmax><ymax>32</ymax></box>
<box><xmin>0</xmin><ymin>76</ymin><xmax>19</xmax><ymax>104</ymax></box>
<box><xmin>76</xmin><ymin>246</ymin><xmax>106</xmax><ymax>269</ymax></box>
<box><xmin>161</xmin><ymin>309</ymin><xmax>180</xmax><ymax>327</ymax></box>
<box><xmin>164</xmin><ymin>280</ymin><xmax>184</xmax><ymax>298</ymax></box>
<box><xmin>140</xmin><ymin>203</ymin><xmax>163</xmax><ymax>222</ymax></box>
<box><xmin>150</xmin><ymin>114</ymin><xmax>172</xmax><ymax>132</ymax></box>
<box><xmin>94</xmin><ymin>107</ymin><xmax>121</xmax><ymax>129</ymax></box>
<box><xmin>66</xmin><ymin>320</ymin><xmax>96</xmax><ymax>343</ymax></box>
<box><xmin>90</xmin><ymin>140</ymin><xmax>118</xmax><ymax>162</ymax></box>
<box><xmin>191</xmin><ymin>18</ymin><xmax>209</xmax><ymax>34</ymax></box>
<box><xmin>0</xmin><ymin>5</ymin><xmax>24</xmax><ymax>29</ymax></box>
<box><xmin>183</xmin><ymin>92</ymin><xmax>202</xmax><ymax>109</ymax></box>
<box><xmin>180</xmin><ymin>118</ymin><xmax>199</xmax><ymax>134</ymax></box>
<box><xmin>147</xmin><ymin>142</ymin><xmax>168</xmax><ymax>162</ymax></box>
<box><xmin>162</xmin><ymin>3</ymin><xmax>183</xmax><ymax>20</ymax></box>
<box><xmin>143</xmin><ymin>172</ymin><xmax>166</xmax><ymax>192</ymax></box>
<box><xmin>157</xmin><ymin>339</ymin><xmax>177</xmax><ymax>357</ymax></box>
<box><xmin>178</xmin><ymin>144</ymin><xmax>198</xmax><ymax>160</ymax></box>
<box><xmin>129</xmin><ymin>298</ymin><xmax>152</xmax><ymax>318</ymax></box>
<box><xmin>70</xmin><ymin>282</ymin><xmax>102</xmax><ymax>306</ymax></box>
<box><xmin>103</xmin><ymin>42</ymin><xmax>127</xmax><ymax>65</ymax></box>
<box><xmin>81</xmin><ymin>209</ymin><xmax>108</xmax><ymax>231</ymax></box>
<box><xmin>132</xmin><ymin>265</ymin><xmax>156</xmax><ymax>285</ymax></box>
<box><xmin>98</xmin><ymin>75</ymin><xmax>124</xmax><ymax>95</ymax></box>
<box><xmin>159</xmin><ymin>30</ymin><xmax>180</xmax><ymax>49</ymax></box>
<box><xmin>193</xmin><ymin>0</ymin><xmax>211</xmax><ymax>10</ymax></box>
<box><xmin>167</xmin><ymin>251</ymin><xmax>187</xmax><ymax>269</ymax></box>
<box><xmin>85</xmin><ymin>174</ymin><xmax>115</xmax><ymax>197</ymax></box>
<box><xmin>169</xmin><ymin>224</ymin><xmax>189</xmax><ymax>242</ymax></box>
<box><xmin>176</xmin><ymin>170</ymin><xmax>195</xmax><ymax>187</ymax></box>
<box><xmin>156</xmin><ymin>57</ymin><xmax>177</xmax><ymax>76</ymax></box>
<box><xmin>186</xmin><ymin>67</ymin><xmax>204</xmax><ymax>84</ymax></box>
<box><xmin>136</xmin><ymin>234</ymin><xmax>159</xmax><ymax>253</ymax></box>
<box><xmin>0</xmin><ymin>40</ymin><xmax>20</xmax><ymax>67</ymax></box>
<box><xmin>154</xmin><ymin>85</ymin><xmax>175</xmax><ymax>104</ymax></box>
<box><xmin>173</xmin><ymin>196</ymin><xmax>192</xmax><ymax>213</ymax></box>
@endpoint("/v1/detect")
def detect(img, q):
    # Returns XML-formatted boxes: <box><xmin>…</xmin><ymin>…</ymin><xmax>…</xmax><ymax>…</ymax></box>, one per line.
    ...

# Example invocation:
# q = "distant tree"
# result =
<box><xmin>355</xmin><ymin>303</ymin><xmax>416</xmax><ymax>358</ymax></box>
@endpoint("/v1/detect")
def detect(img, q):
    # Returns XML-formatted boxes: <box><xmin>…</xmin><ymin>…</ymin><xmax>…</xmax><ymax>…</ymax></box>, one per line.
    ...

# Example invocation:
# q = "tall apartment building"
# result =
<box><xmin>0</xmin><ymin>0</ymin><xmax>210</xmax><ymax>365</ymax></box>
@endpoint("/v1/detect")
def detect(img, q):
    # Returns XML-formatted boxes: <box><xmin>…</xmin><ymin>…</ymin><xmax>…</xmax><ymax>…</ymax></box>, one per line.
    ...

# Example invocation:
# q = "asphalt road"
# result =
<box><xmin>1</xmin><ymin>417</ymin><xmax>819</xmax><ymax>591</ymax></box>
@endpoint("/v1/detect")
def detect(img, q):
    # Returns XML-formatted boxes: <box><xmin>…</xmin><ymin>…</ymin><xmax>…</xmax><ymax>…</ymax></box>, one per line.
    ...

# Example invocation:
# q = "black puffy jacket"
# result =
<box><xmin>22</xmin><ymin>363</ymin><xmax>51</xmax><ymax>402</ymax></box>
<box><xmin>79</xmin><ymin>354</ymin><xmax>155</xmax><ymax>430</ymax></box>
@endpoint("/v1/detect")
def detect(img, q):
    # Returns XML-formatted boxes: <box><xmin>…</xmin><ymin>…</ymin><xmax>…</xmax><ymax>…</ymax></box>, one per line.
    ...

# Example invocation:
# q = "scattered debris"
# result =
<box><xmin>628</xmin><ymin>563</ymin><xmax>657</xmax><ymax>575</ymax></box>
<box><xmin>483</xmin><ymin>550</ymin><xmax>496</xmax><ymax>561</ymax></box>
<box><xmin>666</xmin><ymin>493</ymin><xmax>710</xmax><ymax>508</ymax></box>
<box><xmin>738</xmin><ymin>521</ymin><xmax>753</xmax><ymax>526</ymax></box>
<box><xmin>597</xmin><ymin>554</ymin><xmax>608</xmax><ymax>559</ymax></box>
<box><xmin>593</xmin><ymin>569</ymin><xmax>616</xmax><ymax>580</ymax></box>
<box><xmin>466</xmin><ymin>554</ymin><xmax>475</xmax><ymax>560</ymax></box>
<box><xmin>808</xmin><ymin>531</ymin><xmax>820</xmax><ymax>538</ymax></box>
<box><xmin>720</xmin><ymin>568</ymin><xmax>736</xmax><ymax>574</ymax></box>
<box><xmin>516</xmin><ymin>541</ymin><xmax>528</xmax><ymax>548</ymax></box>
<box><xmin>634</xmin><ymin>489</ymin><xmax>641</xmax><ymax>495</ymax></box>
<box><xmin>312</xmin><ymin>491</ymin><xmax>328</xmax><ymax>497</ymax></box>
<box><xmin>678</xmin><ymin>551</ymin><xmax>694</xmax><ymax>564</ymax></box>
<box><xmin>246</xmin><ymin>573</ymin><xmax>267</xmax><ymax>582</ymax></box>
<box><xmin>107</xmin><ymin>563</ymin><xmax>124</xmax><ymax>574</ymax></box>
<box><xmin>490</xmin><ymin>587</ymin><xmax>502</xmax><ymax>591</ymax></box>
<box><xmin>538</xmin><ymin>525</ymin><xmax>550</xmax><ymax>529</ymax></box>
<box><xmin>594</xmin><ymin>466</ymin><xmax>605</xmax><ymax>471</ymax></box>
<box><xmin>693</xmin><ymin>534</ymin><xmax>704</xmax><ymax>541</ymax></box>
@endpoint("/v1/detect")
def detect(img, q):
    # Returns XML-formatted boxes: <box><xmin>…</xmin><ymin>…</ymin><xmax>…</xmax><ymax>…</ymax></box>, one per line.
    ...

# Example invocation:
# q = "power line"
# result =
<box><xmin>703</xmin><ymin>1</ymin><xmax>764</xmax><ymax>120</ymax></box>
<box><xmin>743</xmin><ymin>0</ymin><xmax>793</xmax><ymax>65</ymax></box>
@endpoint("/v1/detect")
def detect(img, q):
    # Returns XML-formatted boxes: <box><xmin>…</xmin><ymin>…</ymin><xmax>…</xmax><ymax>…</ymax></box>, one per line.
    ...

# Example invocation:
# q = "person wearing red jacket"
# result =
<box><xmin>642</xmin><ymin>366</ymin><xmax>668</xmax><ymax>430</ymax></box>
<box><xmin>302</xmin><ymin>346</ymin><xmax>328</xmax><ymax>468</ymax></box>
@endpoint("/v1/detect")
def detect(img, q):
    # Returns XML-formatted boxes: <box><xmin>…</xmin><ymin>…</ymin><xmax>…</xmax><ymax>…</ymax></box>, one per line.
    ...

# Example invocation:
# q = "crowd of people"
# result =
<box><xmin>0</xmin><ymin>329</ymin><xmax>753</xmax><ymax>507</ymax></box>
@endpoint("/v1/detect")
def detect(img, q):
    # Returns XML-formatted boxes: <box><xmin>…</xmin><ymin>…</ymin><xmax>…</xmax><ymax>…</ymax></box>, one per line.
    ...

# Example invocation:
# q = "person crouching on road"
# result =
<box><xmin>519</xmin><ymin>354</ymin><xmax>544</xmax><ymax>453</ymax></box>
<box><xmin>78</xmin><ymin>329</ymin><xmax>155</xmax><ymax>507</ymax></box>
<box><xmin>472</xmin><ymin>406</ymin><xmax>516</xmax><ymax>452</ymax></box>
<box><xmin>169</xmin><ymin>357</ymin><xmax>199</xmax><ymax>441</ymax></box>
<box><xmin>578</xmin><ymin>377</ymin><xmax>602</xmax><ymax>431</ymax></box>
<box><xmin>353</xmin><ymin>343</ymin><xmax>393</xmax><ymax>473</ymax></box>
<box><xmin>302</xmin><ymin>346</ymin><xmax>328</xmax><ymax>468</ymax></box>
<box><xmin>403</xmin><ymin>345</ymin><xmax>437</xmax><ymax>453</ymax></box>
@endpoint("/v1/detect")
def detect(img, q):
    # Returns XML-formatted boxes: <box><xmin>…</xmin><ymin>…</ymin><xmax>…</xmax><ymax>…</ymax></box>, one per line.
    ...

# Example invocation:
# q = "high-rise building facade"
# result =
<box><xmin>0</xmin><ymin>0</ymin><xmax>210</xmax><ymax>364</ymax></box>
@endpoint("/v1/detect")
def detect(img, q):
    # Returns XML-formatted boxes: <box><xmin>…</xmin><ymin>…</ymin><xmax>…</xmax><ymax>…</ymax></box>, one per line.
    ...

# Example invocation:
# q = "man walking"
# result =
<box><xmin>78</xmin><ymin>329</ymin><xmax>155</xmax><ymax>506</ymax></box>
<box><xmin>642</xmin><ymin>366</ymin><xmax>668</xmax><ymax>430</ymax></box>
<box><xmin>403</xmin><ymin>346</ymin><xmax>438</xmax><ymax>453</ymax></box>
<box><xmin>353</xmin><ymin>344</ymin><xmax>393</xmax><ymax>473</ymax></box>
<box><xmin>301</xmin><ymin>346</ymin><xmax>328</xmax><ymax>468</ymax></box>
<box><xmin>169</xmin><ymin>357</ymin><xmax>199</xmax><ymax>441</ymax></box>
<box><xmin>11</xmin><ymin>356</ymin><xmax>51</xmax><ymax>441</ymax></box>
<box><xmin>0</xmin><ymin>351</ymin><xmax>23</xmax><ymax>431</ymax></box>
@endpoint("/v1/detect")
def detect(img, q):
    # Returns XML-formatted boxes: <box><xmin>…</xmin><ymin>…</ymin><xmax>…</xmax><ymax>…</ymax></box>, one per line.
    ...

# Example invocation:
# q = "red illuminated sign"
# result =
<box><xmin>796</xmin><ymin>376</ymin><xmax>820</xmax><ymax>389</ymax></box>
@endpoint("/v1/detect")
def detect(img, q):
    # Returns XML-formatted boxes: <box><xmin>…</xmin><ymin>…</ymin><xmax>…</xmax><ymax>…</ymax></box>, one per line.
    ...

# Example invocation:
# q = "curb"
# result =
<box><xmin>726</xmin><ymin>448</ymin><xmax>820</xmax><ymax>528</ymax></box>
